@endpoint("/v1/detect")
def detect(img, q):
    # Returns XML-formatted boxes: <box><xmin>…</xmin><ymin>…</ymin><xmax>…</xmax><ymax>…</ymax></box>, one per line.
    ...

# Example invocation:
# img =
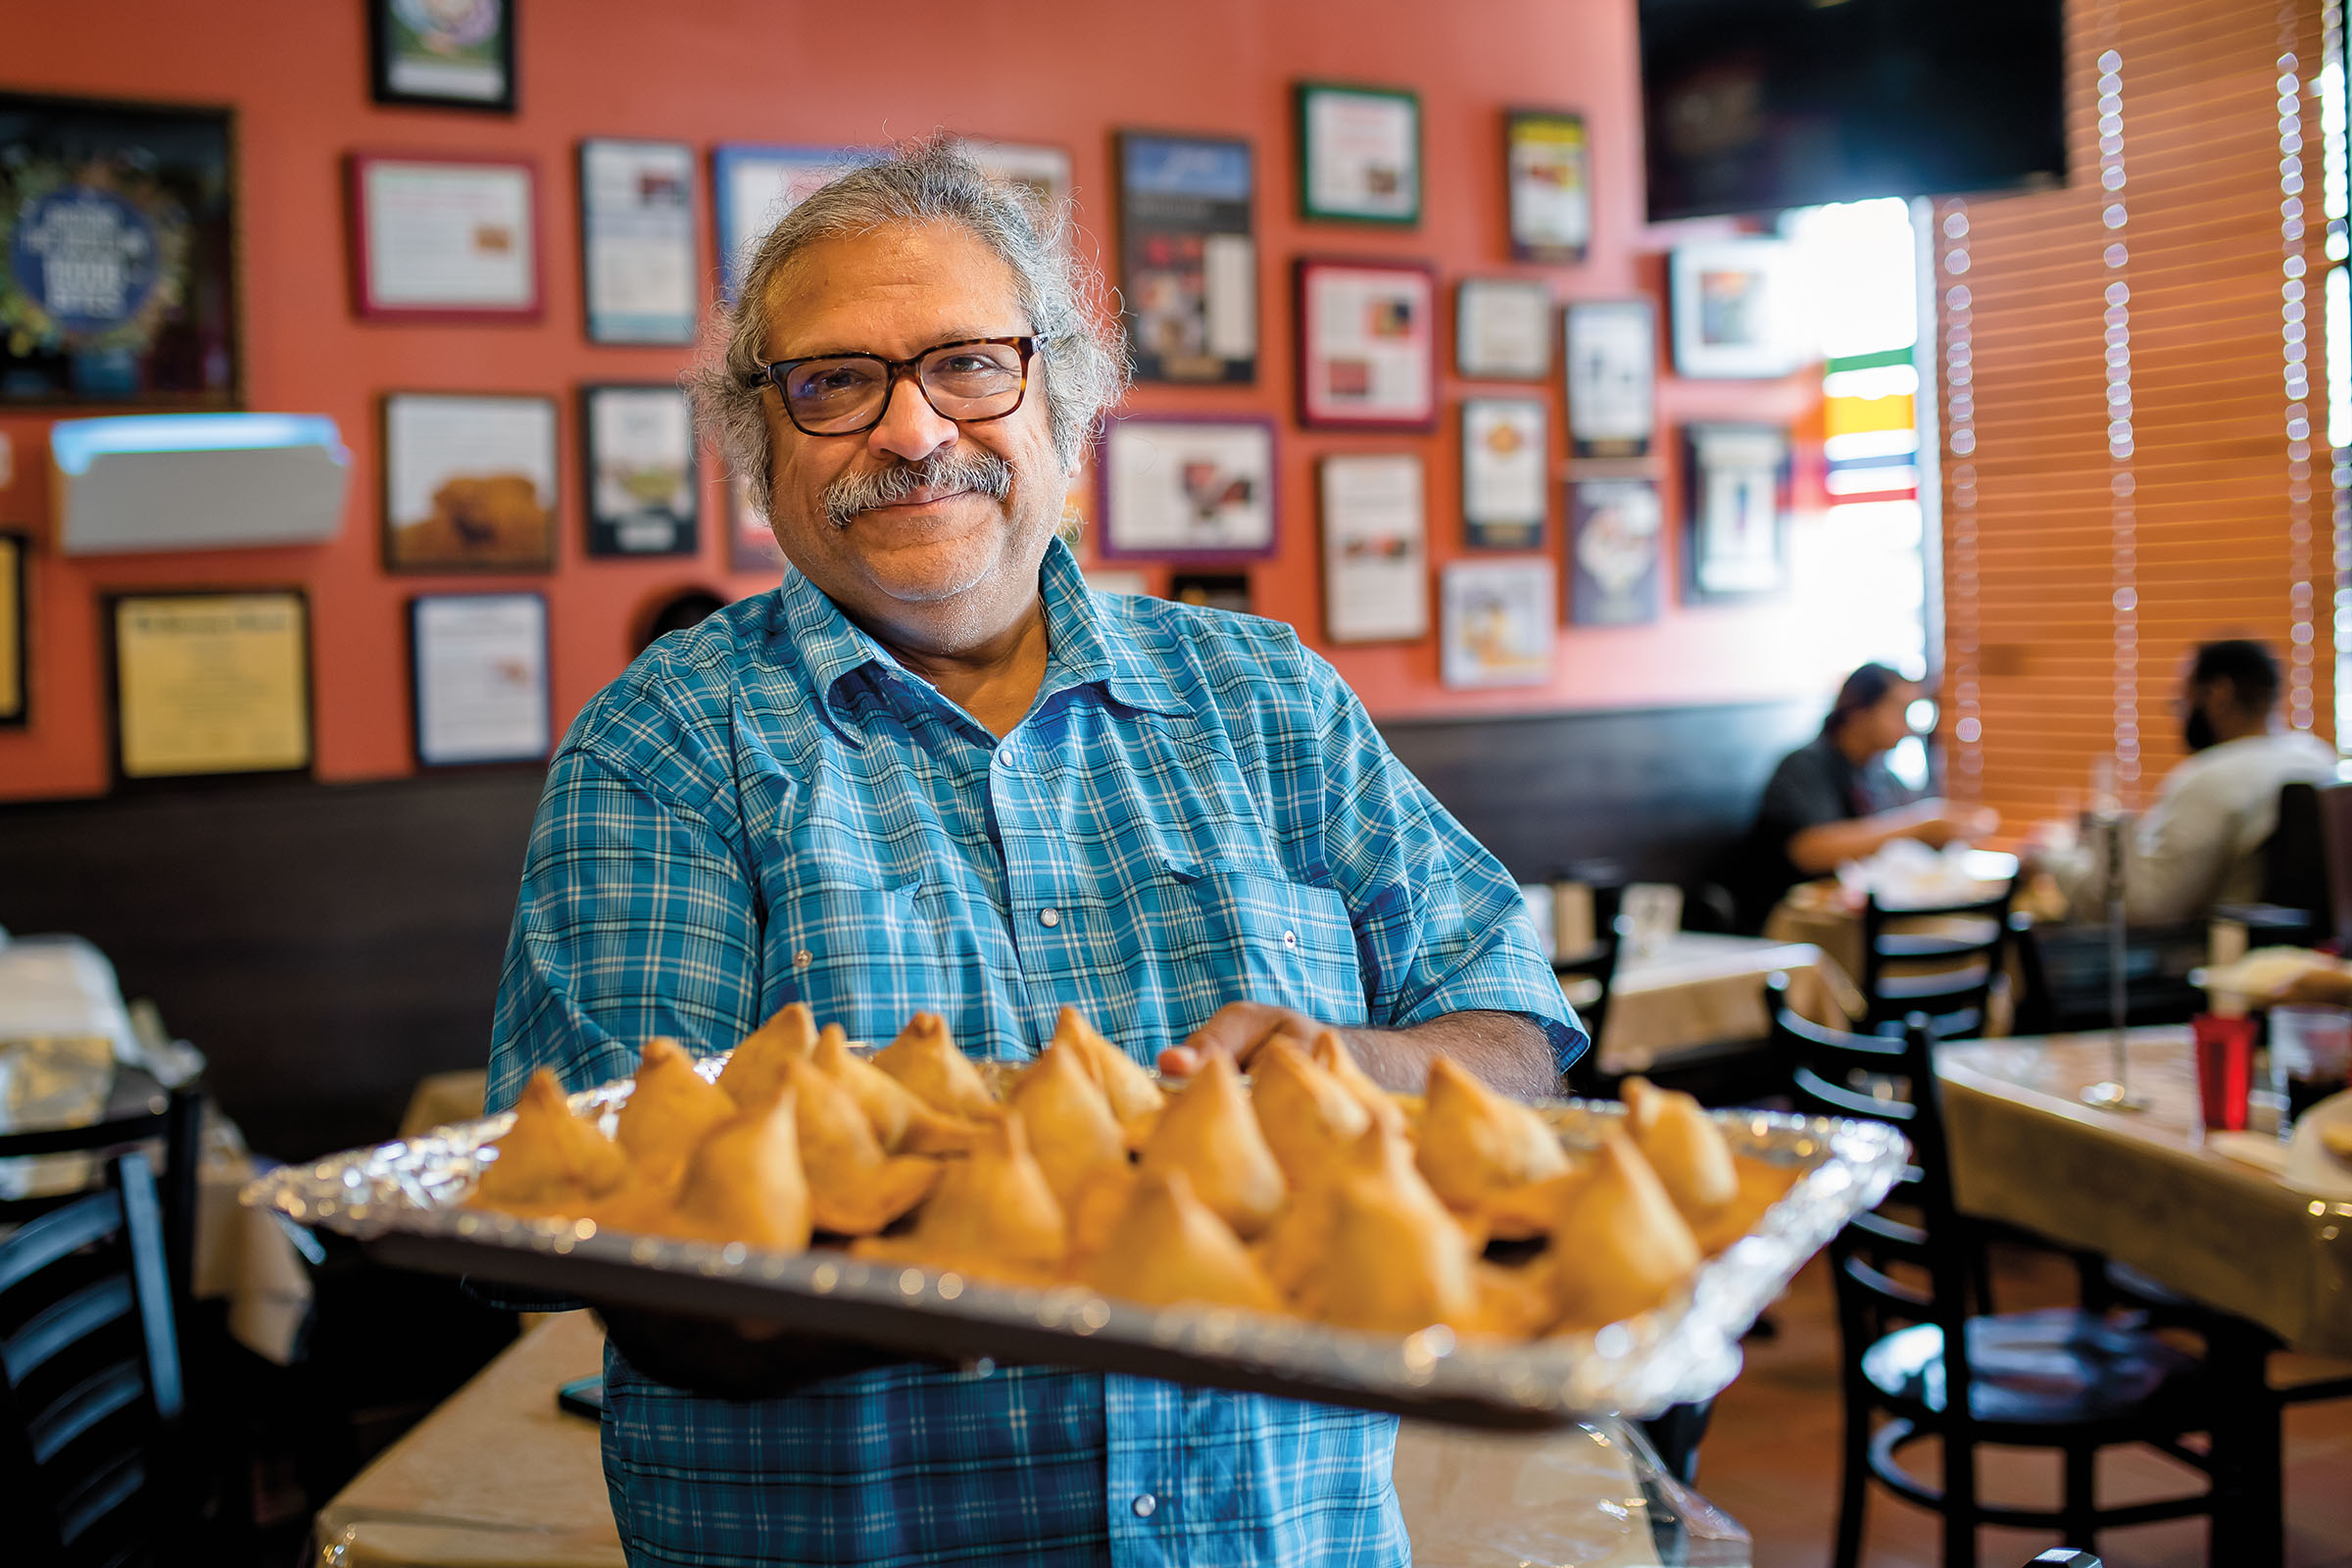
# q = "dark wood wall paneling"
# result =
<box><xmin>0</xmin><ymin>700</ymin><xmax>1813</xmax><ymax>1159</ymax></box>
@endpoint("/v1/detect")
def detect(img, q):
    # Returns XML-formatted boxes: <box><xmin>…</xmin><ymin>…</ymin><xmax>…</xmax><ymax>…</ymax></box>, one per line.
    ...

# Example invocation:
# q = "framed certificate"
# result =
<box><xmin>1565</xmin><ymin>300</ymin><xmax>1657</xmax><ymax>460</ymax></box>
<box><xmin>1670</xmin><ymin>238</ymin><xmax>1806</xmax><ymax>379</ymax></box>
<box><xmin>578</xmin><ymin>138</ymin><xmax>697</xmax><ymax>344</ymax></box>
<box><xmin>581</xmin><ymin>384</ymin><xmax>698</xmax><ymax>558</ymax></box>
<box><xmin>1297</xmin><ymin>82</ymin><xmax>1420</xmax><ymax>224</ymax></box>
<box><xmin>349</xmin><ymin>153</ymin><xmax>541</xmax><ymax>320</ymax></box>
<box><xmin>1683</xmin><ymin>423</ymin><xmax>1792</xmax><ymax>603</ymax></box>
<box><xmin>107</xmin><ymin>590</ymin><xmax>312</xmax><ymax>782</ymax></box>
<box><xmin>0</xmin><ymin>532</ymin><xmax>24</xmax><ymax>727</ymax></box>
<box><xmin>1296</xmin><ymin>258</ymin><xmax>1437</xmax><ymax>431</ymax></box>
<box><xmin>409</xmin><ymin>591</ymin><xmax>552</xmax><ymax>767</ymax></box>
<box><xmin>713</xmin><ymin>143</ymin><xmax>878</xmax><ymax>301</ymax></box>
<box><xmin>968</xmin><ymin>140</ymin><xmax>1074</xmax><ymax>211</ymax></box>
<box><xmin>369</xmin><ymin>0</ymin><xmax>515</xmax><ymax>113</ymax></box>
<box><xmin>1505</xmin><ymin>110</ymin><xmax>1592</xmax><ymax>264</ymax></box>
<box><xmin>1461</xmin><ymin>398</ymin><xmax>1548</xmax><ymax>551</ymax></box>
<box><xmin>1455</xmin><ymin>279</ymin><xmax>1550</xmax><ymax>381</ymax></box>
<box><xmin>1098</xmin><ymin>416</ymin><xmax>1277</xmax><ymax>560</ymax></box>
<box><xmin>382</xmin><ymin>392</ymin><xmax>558</xmax><ymax>572</ymax></box>
<box><xmin>728</xmin><ymin>471</ymin><xmax>783</xmax><ymax>573</ymax></box>
<box><xmin>1569</xmin><ymin>478</ymin><xmax>1663</xmax><ymax>626</ymax></box>
<box><xmin>1319</xmin><ymin>453</ymin><xmax>1428</xmax><ymax>645</ymax></box>
<box><xmin>1116</xmin><ymin>131</ymin><xmax>1257</xmax><ymax>384</ymax></box>
<box><xmin>1441</xmin><ymin>559</ymin><xmax>1555</xmax><ymax>690</ymax></box>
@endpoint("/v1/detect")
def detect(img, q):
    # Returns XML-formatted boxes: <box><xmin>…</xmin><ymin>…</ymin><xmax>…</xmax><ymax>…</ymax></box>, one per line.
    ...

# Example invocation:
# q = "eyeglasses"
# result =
<box><xmin>744</xmin><ymin>334</ymin><xmax>1048</xmax><ymax>436</ymax></box>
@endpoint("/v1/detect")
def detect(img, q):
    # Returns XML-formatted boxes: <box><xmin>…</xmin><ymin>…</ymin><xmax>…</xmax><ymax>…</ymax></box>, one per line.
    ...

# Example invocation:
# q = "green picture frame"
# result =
<box><xmin>1295</xmin><ymin>81</ymin><xmax>1422</xmax><ymax>226</ymax></box>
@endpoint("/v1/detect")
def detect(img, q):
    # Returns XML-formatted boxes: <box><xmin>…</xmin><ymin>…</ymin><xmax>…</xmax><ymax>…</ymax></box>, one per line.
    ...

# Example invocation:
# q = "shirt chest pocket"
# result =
<box><xmin>769</xmin><ymin>876</ymin><xmax>953</xmax><ymax>1041</ymax></box>
<box><xmin>1136</xmin><ymin>865</ymin><xmax>1369</xmax><ymax>1031</ymax></box>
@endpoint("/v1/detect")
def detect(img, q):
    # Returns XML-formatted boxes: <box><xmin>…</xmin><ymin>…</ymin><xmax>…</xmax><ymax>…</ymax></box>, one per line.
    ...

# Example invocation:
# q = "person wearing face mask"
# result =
<box><xmin>1728</xmin><ymin>662</ymin><xmax>1999</xmax><ymax>930</ymax></box>
<box><xmin>2046</xmin><ymin>639</ymin><xmax>2334</xmax><ymax>926</ymax></box>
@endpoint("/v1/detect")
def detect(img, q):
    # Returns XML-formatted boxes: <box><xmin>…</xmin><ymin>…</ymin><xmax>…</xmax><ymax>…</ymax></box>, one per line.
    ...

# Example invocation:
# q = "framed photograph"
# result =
<box><xmin>1670</xmin><ymin>238</ymin><xmax>1805</xmax><ymax>379</ymax></box>
<box><xmin>369</xmin><ymin>0</ymin><xmax>515</xmax><ymax>112</ymax></box>
<box><xmin>1116</xmin><ymin>131</ymin><xmax>1256</xmax><ymax>384</ymax></box>
<box><xmin>0</xmin><ymin>533</ymin><xmax>24</xmax><ymax>727</ymax></box>
<box><xmin>1441</xmin><ymin>559</ymin><xmax>1555</xmax><ymax>690</ymax></box>
<box><xmin>1455</xmin><ymin>278</ymin><xmax>1550</xmax><ymax>381</ymax></box>
<box><xmin>409</xmin><ymin>591</ymin><xmax>551</xmax><ymax>767</ymax></box>
<box><xmin>1564</xmin><ymin>300</ymin><xmax>1657</xmax><ymax>461</ymax></box>
<box><xmin>728</xmin><ymin>470</ymin><xmax>783</xmax><ymax>573</ymax></box>
<box><xmin>382</xmin><ymin>392</ymin><xmax>558</xmax><ymax>572</ymax></box>
<box><xmin>968</xmin><ymin>140</ymin><xmax>1073</xmax><ymax>211</ymax></box>
<box><xmin>1461</xmin><ymin>398</ymin><xmax>1548</xmax><ymax>551</ymax></box>
<box><xmin>1297</xmin><ymin>82</ymin><xmax>1420</xmax><ymax>224</ymax></box>
<box><xmin>1296</xmin><ymin>257</ymin><xmax>1436</xmax><ymax>431</ymax></box>
<box><xmin>1319</xmin><ymin>453</ymin><xmax>1428</xmax><ymax>645</ymax></box>
<box><xmin>349</xmin><ymin>153</ymin><xmax>540</xmax><ymax>321</ymax></box>
<box><xmin>581</xmin><ymin>384</ymin><xmax>698</xmax><ymax>559</ymax></box>
<box><xmin>107</xmin><ymin>589</ymin><xmax>311</xmax><ymax>782</ymax></box>
<box><xmin>713</xmin><ymin>144</ymin><xmax>877</xmax><ymax>301</ymax></box>
<box><xmin>1568</xmin><ymin>478</ymin><xmax>1663</xmax><ymax>625</ymax></box>
<box><xmin>1098</xmin><ymin>416</ymin><xmax>1277</xmax><ymax>559</ymax></box>
<box><xmin>578</xmin><ymin>138</ymin><xmax>696</xmax><ymax>344</ymax></box>
<box><xmin>0</xmin><ymin>92</ymin><xmax>238</xmax><ymax>407</ymax></box>
<box><xmin>1683</xmin><ymin>423</ymin><xmax>1791</xmax><ymax>603</ymax></box>
<box><xmin>1505</xmin><ymin>109</ymin><xmax>1592</xmax><ymax>264</ymax></box>
<box><xmin>1168</xmin><ymin>572</ymin><xmax>1251</xmax><ymax>614</ymax></box>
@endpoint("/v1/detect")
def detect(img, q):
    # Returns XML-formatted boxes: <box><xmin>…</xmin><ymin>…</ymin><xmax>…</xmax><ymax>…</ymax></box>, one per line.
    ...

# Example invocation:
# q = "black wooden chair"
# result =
<box><xmin>0</xmin><ymin>1152</ymin><xmax>187</xmax><ymax>1567</ymax></box>
<box><xmin>1773</xmin><ymin>982</ymin><xmax>2220</xmax><ymax>1568</ymax></box>
<box><xmin>1553</xmin><ymin>881</ymin><xmax>1623</xmax><ymax>1098</ymax></box>
<box><xmin>1857</xmin><ymin>879</ymin><xmax>2016</xmax><ymax>1041</ymax></box>
<box><xmin>0</xmin><ymin>1082</ymin><xmax>203</xmax><ymax>1322</ymax></box>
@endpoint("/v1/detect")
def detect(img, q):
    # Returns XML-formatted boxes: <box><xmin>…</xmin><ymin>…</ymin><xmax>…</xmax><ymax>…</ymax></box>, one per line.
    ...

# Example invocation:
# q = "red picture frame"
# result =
<box><xmin>348</xmin><ymin>151</ymin><xmax>544</xmax><ymax>323</ymax></box>
<box><xmin>1294</xmin><ymin>256</ymin><xmax>1438</xmax><ymax>431</ymax></box>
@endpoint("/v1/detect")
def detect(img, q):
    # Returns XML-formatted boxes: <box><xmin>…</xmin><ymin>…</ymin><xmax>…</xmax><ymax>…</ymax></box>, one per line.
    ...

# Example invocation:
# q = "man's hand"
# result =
<box><xmin>1157</xmin><ymin>1001</ymin><xmax>1326</xmax><ymax>1078</ymax></box>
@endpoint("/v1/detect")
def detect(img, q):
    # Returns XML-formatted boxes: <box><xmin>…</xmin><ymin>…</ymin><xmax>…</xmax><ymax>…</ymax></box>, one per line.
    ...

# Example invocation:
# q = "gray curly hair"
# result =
<box><xmin>687</xmin><ymin>135</ymin><xmax>1129</xmax><ymax>518</ymax></box>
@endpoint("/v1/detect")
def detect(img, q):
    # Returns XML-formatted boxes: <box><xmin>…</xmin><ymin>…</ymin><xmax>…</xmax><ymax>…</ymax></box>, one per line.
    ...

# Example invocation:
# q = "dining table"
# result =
<box><xmin>1574</xmin><ymin>929</ymin><xmax>1863</xmax><ymax>1078</ymax></box>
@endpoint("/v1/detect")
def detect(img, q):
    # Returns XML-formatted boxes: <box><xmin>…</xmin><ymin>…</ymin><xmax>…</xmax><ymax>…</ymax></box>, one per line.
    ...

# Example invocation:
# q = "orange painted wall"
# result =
<box><xmin>0</xmin><ymin>0</ymin><xmax>1828</xmax><ymax>805</ymax></box>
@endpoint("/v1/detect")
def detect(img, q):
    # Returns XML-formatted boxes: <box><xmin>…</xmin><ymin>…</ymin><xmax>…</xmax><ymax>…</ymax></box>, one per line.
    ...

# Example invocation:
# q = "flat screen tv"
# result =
<box><xmin>1639</xmin><ymin>0</ymin><xmax>2068</xmax><ymax>220</ymax></box>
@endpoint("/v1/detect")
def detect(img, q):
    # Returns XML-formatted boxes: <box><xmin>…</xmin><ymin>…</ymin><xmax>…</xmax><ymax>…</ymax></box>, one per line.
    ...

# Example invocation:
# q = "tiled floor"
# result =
<box><xmin>1699</xmin><ymin>1249</ymin><xmax>2352</xmax><ymax>1568</ymax></box>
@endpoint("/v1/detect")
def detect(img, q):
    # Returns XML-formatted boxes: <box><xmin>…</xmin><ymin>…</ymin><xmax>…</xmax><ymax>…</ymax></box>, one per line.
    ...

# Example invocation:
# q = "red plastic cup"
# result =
<box><xmin>2192</xmin><ymin>1013</ymin><xmax>2256</xmax><ymax>1133</ymax></box>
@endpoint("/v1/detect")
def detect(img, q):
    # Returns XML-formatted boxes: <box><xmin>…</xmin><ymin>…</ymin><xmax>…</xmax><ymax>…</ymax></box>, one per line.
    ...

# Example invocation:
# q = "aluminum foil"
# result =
<box><xmin>243</xmin><ymin>1055</ymin><xmax>1904</xmax><ymax>1423</ymax></box>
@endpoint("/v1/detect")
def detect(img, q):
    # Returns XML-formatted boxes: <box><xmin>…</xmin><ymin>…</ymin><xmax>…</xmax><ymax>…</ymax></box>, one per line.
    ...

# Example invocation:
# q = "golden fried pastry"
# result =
<box><xmin>1079</xmin><ymin>1169</ymin><xmax>1284</xmax><ymax>1314</ymax></box>
<box><xmin>1478</xmin><ymin>1164</ymin><xmax>1592</xmax><ymax>1244</ymax></box>
<box><xmin>614</xmin><ymin>1038</ymin><xmax>736</xmax><ymax>1197</ymax></box>
<box><xmin>1259</xmin><ymin>1113</ymin><xmax>1465</xmax><ymax>1309</ymax></box>
<box><xmin>1689</xmin><ymin>1157</ymin><xmax>1802</xmax><ymax>1256</ymax></box>
<box><xmin>667</xmin><ymin>1082</ymin><xmax>812</xmax><ymax>1251</ymax></box>
<box><xmin>1005</xmin><ymin>1039</ymin><xmax>1129</xmax><ymax>1214</ymax></box>
<box><xmin>1547</xmin><ymin>1130</ymin><xmax>1702</xmax><ymax>1329</ymax></box>
<box><xmin>473</xmin><ymin>1069</ymin><xmax>628</xmax><ymax>1214</ymax></box>
<box><xmin>719</xmin><ymin>1003</ymin><xmax>818</xmax><ymax>1107</ymax></box>
<box><xmin>856</xmin><ymin>1110</ymin><xmax>1066</xmax><ymax>1282</ymax></box>
<box><xmin>1622</xmin><ymin>1077</ymin><xmax>1738</xmax><ymax>1225</ymax></box>
<box><xmin>1317</xmin><ymin>1165</ymin><xmax>1485</xmax><ymax>1337</ymax></box>
<box><xmin>872</xmin><ymin>1012</ymin><xmax>999</xmax><ymax>1120</ymax></box>
<box><xmin>1250</xmin><ymin>1034</ymin><xmax>1371</xmax><ymax>1187</ymax></box>
<box><xmin>1065</xmin><ymin>1163</ymin><xmax>1139</xmax><ymax>1262</ymax></box>
<box><xmin>1052</xmin><ymin>1006</ymin><xmax>1166</xmax><ymax>1138</ymax></box>
<box><xmin>1136</xmin><ymin>1054</ymin><xmax>1286</xmax><ymax>1239</ymax></box>
<box><xmin>1414</xmin><ymin>1055</ymin><xmax>1570</xmax><ymax>1216</ymax></box>
<box><xmin>778</xmin><ymin>1055</ymin><xmax>941</xmax><ymax>1237</ymax></box>
<box><xmin>813</xmin><ymin>1024</ymin><xmax>979</xmax><ymax>1155</ymax></box>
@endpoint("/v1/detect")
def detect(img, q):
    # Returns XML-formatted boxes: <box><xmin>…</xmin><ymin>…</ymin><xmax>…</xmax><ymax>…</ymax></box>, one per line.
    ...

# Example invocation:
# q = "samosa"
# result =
<box><xmin>1316</xmin><ymin>1167</ymin><xmax>1486</xmax><ymax>1337</ymax></box>
<box><xmin>1250</xmin><ymin>1034</ymin><xmax>1370</xmax><ymax>1187</ymax></box>
<box><xmin>1005</xmin><ymin>1039</ymin><xmax>1128</xmax><ymax>1214</ymax></box>
<box><xmin>779</xmin><ymin>1054</ymin><xmax>941</xmax><ymax>1236</ymax></box>
<box><xmin>1051</xmin><ymin>1006</ymin><xmax>1166</xmax><ymax>1143</ymax></box>
<box><xmin>856</xmin><ymin>1110</ymin><xmax>1066</xmax><ymax>1282</ymax></box>
<box><xmin>812</xmin><ymin>1024</ymin><xmax>978</xmax><ymax>1155</ymax></box>
<box><xmin>872</xmin><ymin>1012</ymin><xmax>998</xmax><ymax>1120</ymax></box>
<box><xmin>1080</xmin><ymin>1169</ymin><xmax>1284</xmax><ymax>1314</ymax></box>
<box><xmin>1312</xmin><ymin>1030</ymin><xmax>1397</xmax><ymax>1125</ymax></box>
<box><xmin>1258</xmin><ymin>1112</ymin><xmax>1465</xmax><ymax>1309</ymax></box>
<box><xmin>1547</xmin><ymin>1130</ymin><xmax>1703</xmax><ymax>1329</ymax></box>
<box><xmin>719</xmin><ymin>1002</ymin><xmax>817</xmax><ymax>1107</ymax></box>
<box><xmin>614</xmin><ymin>1038</ymin><xmax>735</xmax><ymax>1197</ymax></box>
<box><xmin>1414</xmin><ymin>1055</ymin><xmax>1570</xmax><ymax>1215</ymax></box>
<box><xmin>1136</xmin><ymin>1054</ymin><xmax>1285</xmax><ymax>1239</ymax></box>
<box><xmin>473</xmin><ymin>1068</ymin><xmax>628</xmax><ymax>1215</ymax></box>
<box><xmin>1622</xmin><ymin>1077</ymin><xmax>1738</xmax><ymax>1225</ymax></box>
<box><xmin>667</xmin><ymin>1081</ymin><xmax>812</xmax><ymax>1251</ymax></box>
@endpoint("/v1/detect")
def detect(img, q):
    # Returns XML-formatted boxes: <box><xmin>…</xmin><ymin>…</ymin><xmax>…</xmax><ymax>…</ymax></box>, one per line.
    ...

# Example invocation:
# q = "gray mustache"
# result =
<box><xmin>821</xmin><ymin>450</ymin><xmax>1015</xmax><ymax>528</ymax></box>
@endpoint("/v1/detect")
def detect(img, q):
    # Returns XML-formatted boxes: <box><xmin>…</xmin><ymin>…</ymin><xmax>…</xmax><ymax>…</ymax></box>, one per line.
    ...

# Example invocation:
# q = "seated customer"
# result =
<box><xmin>2046</xmin><ymin>639</ymin><xmax>2334</xmax><ymax>926</ymax></box>
<box><xmin>1732</xmin><ymin>662</ymin><xmax>1997</xmax><ymax>929</ymax></box>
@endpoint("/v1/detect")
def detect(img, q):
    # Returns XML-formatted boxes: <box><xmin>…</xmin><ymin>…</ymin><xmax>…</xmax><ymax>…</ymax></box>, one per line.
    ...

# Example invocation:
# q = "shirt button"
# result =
<box><xmin>1039</xmin><ymin>907</ymin><xmax>1060</xmax><ymax>928</ymax></box>
<box><xmin>1282</xmin><ymin>929</ymin><xmax>1298</xmax><ymax>949</ymax></box>
<box><xmin>794</xmin><ymin>950</ymin><xmax>811</xmax><ymax>968</ymax></box>
<box><xmin>1131</xmin><ymin>1494</ymin><xmax>1156</xmax><ymax>1518</ymax></box>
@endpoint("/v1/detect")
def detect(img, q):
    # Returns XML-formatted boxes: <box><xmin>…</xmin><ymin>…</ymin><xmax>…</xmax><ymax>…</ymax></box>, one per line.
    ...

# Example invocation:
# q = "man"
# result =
<box><xmin>2047</xmin><ymin>639</ymin><xmax>2334</xmax><ymax>926</ymax></box>
<box><xmin>1729</xmin><ymin>662</ymin><xmax>1998</xmax><ymax>929</ymax></box>
<box><xmin>489</xmin><ymin>139</ymin><xmax>1579</xmax><ymax>1567</ymax></box>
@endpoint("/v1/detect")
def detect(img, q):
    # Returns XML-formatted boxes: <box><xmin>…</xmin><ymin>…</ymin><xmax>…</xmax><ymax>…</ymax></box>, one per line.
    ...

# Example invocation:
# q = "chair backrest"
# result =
<box><xmin>0</xmin><ymin>1152</ymin><xmax>183</xmax><ymax>1567</ymax></box>
<box><xmin>2262</xmin><ymin>781</ymin><xmax>2328</xmax><ymax>922</ymax></box>
<box><xmin>1555</xmin><ymin>885</ymin><xmax>1624</xmax><ymax>1096</ymax></box>
<box><xmin>0</xmin><ymin>1084</ymin><xmax>203</xmax><ymax>1318</ymax></box>
<box><xmin>1858</xmin><ymin>879</ymin><xmax>2017</xmax><ymax>1039</ymax></box>
<box><xmin>2316</xmin><ymin>780</ymin><xmax>2352</xmax><ymax>952</ymax></box>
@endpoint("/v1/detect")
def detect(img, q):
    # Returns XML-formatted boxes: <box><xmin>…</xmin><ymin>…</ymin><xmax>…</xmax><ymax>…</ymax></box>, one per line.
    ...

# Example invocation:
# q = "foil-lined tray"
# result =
<box><xmin>243</xmin><ymin>1056</ymin><xmax>1905</xmax><ymax>1427</ymax></box>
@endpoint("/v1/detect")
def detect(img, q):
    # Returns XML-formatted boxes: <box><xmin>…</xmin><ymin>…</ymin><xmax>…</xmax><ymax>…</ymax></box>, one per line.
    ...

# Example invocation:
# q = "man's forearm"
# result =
<box><xmin>1336</xmin><ymin>1009</ymin><xmax>1559</xmax><ymax>1099</ymax></box>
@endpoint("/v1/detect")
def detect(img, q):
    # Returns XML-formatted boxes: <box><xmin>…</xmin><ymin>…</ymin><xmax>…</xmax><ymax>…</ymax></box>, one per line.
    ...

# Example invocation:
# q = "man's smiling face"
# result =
<box><xmin>758</xmin><ymin>220</ymin><xmax>1066</xmax><ymax>654</ymax></box>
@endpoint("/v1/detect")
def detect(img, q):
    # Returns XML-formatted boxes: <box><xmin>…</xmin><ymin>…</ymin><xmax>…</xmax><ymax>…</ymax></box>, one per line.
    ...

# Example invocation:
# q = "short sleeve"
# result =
<box><xmin>1756</xmin><ymin>747</ymin><xmax>1849</xmax><ymax>837</ymax></box>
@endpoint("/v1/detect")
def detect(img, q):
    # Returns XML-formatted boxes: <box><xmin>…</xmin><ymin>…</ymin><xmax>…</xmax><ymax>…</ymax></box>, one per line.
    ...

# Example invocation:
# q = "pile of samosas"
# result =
<box><xmin>472</xmin><ymin>1004</ymin><xmax>1795</xmax><ymax>1340</ymax></box>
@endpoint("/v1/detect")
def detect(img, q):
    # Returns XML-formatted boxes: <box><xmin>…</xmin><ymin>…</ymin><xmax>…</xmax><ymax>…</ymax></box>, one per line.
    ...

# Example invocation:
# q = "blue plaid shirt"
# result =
<box><xmin>489</xmin><ymin>539</ymin><xmax>1581</xmax><ymax>1567</ymax></box>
